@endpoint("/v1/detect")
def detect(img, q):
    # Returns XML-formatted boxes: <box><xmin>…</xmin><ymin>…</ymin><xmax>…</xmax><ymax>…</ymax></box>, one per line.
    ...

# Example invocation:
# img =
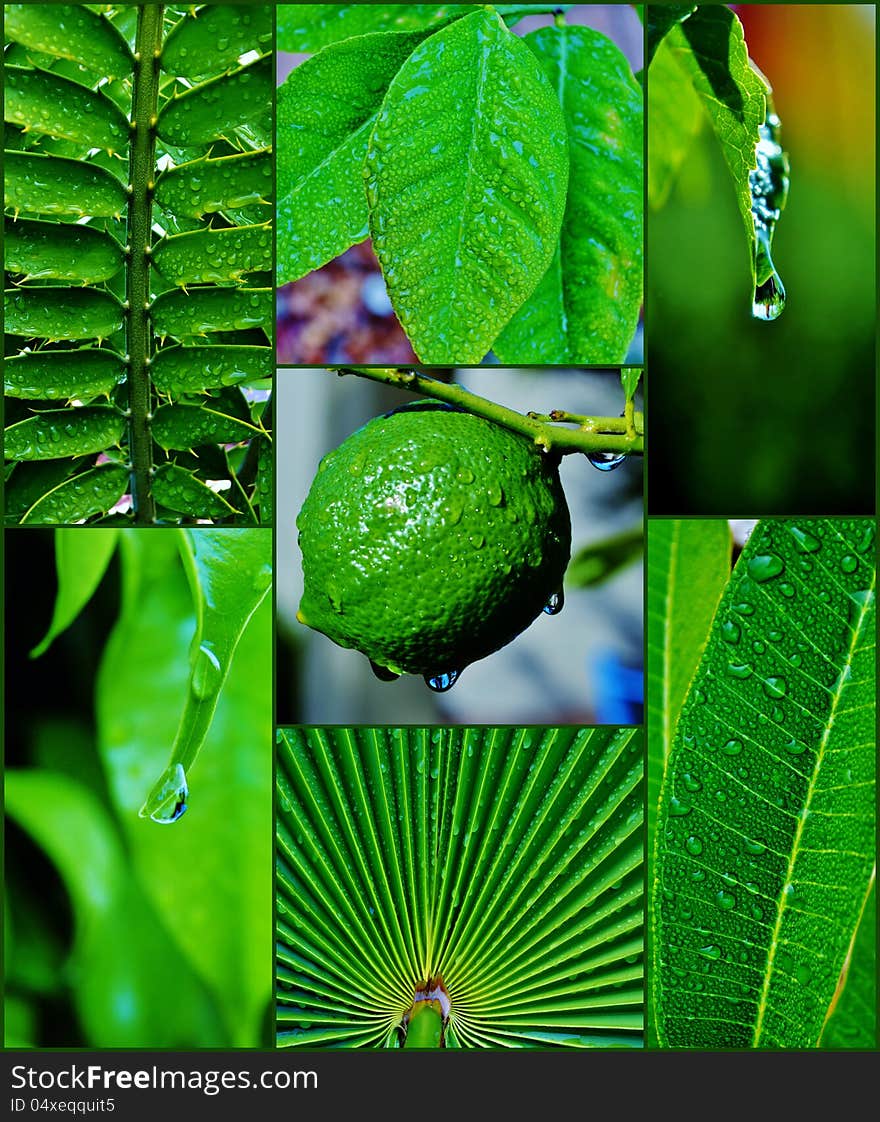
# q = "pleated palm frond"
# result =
<box><xmin>276</xmin><ymin>726</ymin><xmax>644</xmax><ymax>1049</ymax></box>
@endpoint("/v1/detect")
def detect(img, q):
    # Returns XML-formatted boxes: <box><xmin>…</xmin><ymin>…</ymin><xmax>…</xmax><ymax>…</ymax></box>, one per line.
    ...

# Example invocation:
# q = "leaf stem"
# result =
<box><xmin>126</xmin><ymin>4</ymin><xmax>164</xmax><ymax>524</ymax></box>
<box><xmin>334</xmin><ymin>367</ymin><xmax>645</xmax><ymax>456</ymax></box>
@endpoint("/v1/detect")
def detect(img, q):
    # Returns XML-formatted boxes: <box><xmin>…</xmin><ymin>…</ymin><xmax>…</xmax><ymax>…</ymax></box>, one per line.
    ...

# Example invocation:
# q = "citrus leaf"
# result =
<box><xmin>161</xmin><ymin>3</ymin><xmax>273</xmax><ymax>80</ymax></box>
<box><xmin>5</xmin><ymin>286</ymin><xmax>124</xmax><ymax>341</ymax></box>
<box><xmin>152</xmin><ymin>223</ymin><xmax>272</xmax><ymax>287</ymax></box>
<box><xmin>4</xmin><ymin>770</ymin><xmax>225</xmax><ymax>1047</ymax></box>
<box><xmin>364</xmin><ymin>8</ymin><xmax>569</xmax><ymax>363</ymax></box>
<box><xmin>494</xmin><ymin>24</ymin><xmax>643</xmax><ymax>364</ymax></box>
<box><xmin>150</xmin><ymin>344</ymin><xmax>271</xmax><ymax>394</ymax></box>
<box><xmin>276</xmin><ymin>29</ymin><xmax>427</xmax><ymax>284</ymax></box>
<box><xmin>647</xmin><ymin>34</ymin><xmax>704</xmax><ymax>209</ymax></box>
<box><xmin>5</xmin><ymin>65</ymin><xmax>129</xmax><ymax>153</ymax></box>
<box><xmin>151</xmin><ymin>464</ymin><xmax>238</xmax><ymax>518</ymax></box>
<box><xmin>153</xmin><ymin>149</ymin><xmax>272</xmax><ymax>218</ymax></box>
<box><xmin>151</xmin><ymin>403</ymin><xmax>262</xmax><ymax>450</ymax></box>
<box><xmin>4</xmin><ymin>151</ymin><xmax>128</xmax><ymax>219</ymax></box>
<box><xmin>277</xmin><ymin>726</ymin><xmax>643</xmax><ymax>1048</ymax></box>
<box><xmin>5</xmin><ymin>217</ymin><xmax>124</xmax><ymax>283</ymax></box>
<box><xmin>4</xmin><ymin>3</ymin><xmax>132</xmax><ymax>77</ymax></box>
<box><xmin>156</xmin><ymin>55</ymin><xmax>272</xmax><ymax>148</ymax></box>
<box><xmin>651</xmin><ymin>518</ymin><xmax>876</xmax><ymax>1048</ymax></box>
<box><xmin>566</xmin><ymin>526</ymin><xmax>643</xmax><ymax>589</ymax></box>
<box><xmin>621</xmin><ymin>369</ymin><xmax>642</xmax><ymax>402</ymax></box>
<box><xmin>658</xmin><ymin>6</ymin><xmax>767</xmax><ymax>282</ymax></box>
<box><xmin>820</xmin><ymin>879</ymin><xmax>877</xmax><ymax>1049</ymax></box>
<box><xmin>5</xmin><ymin>406</ymin><xmax>125</xmax><ymax>461</ymax></box>
<box><xmin>150</xmin><ymin>286</ymin><xmax>271</xmax><ymax>338</ymax></box>
<box><xmin>30</xmin><ymin>528</ymin><xmax>119</xmax><ymax>657</ymax></box>
<box><xmin>4</xmin><ymin>348</ymin><xmax>126</xmax><ymax>400</ymax></box>
<box><xmin>21</xmin><ymin>464</ymin><xmax>129</xmax><ymax>526</ymax></box>
<box><xmin>646</xmin><ymin>4</ymin><xmax>696</xmax><ymax>67</ymax></box>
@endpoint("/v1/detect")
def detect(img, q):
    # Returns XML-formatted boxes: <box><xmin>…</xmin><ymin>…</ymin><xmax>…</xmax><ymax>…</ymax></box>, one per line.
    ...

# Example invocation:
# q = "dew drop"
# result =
<box><xmin>779</xmin><ymin>582</ymin><xmax>795</xmax><ymax>598</ymax></box>
<box><xmin>587</xmin><ymin>450</ymin><xmax>627</xmax><ymax>471</ymax></box>
<box><xmin>668</xmin><ymin>796</ymin><xmax>691</xmax><ymax>817</ymax></box>
<box><xmin>543</xmin><ymin>588</ymin><xmax>564</xmax><ymax>616</ymax></box>
<box><xmin>720</xmin><ymin>620</ymin><xmax>741</xmax><ymax>644</ymax></box>
<box><xmin>370</xmin><ymin>661</ymin><xmax>399</xmax><ymax>682</ymax></box>
<box><xmin>699</xmin><ymin>944</ymin><xmax>722</xmax><ymax>961</ymax></box>
<box><xmin>141</xmin><ymin>763</ymin><xmax>188</xmax><ymax>825</ymax></box>
<box><xmin>721</xmin><ymin>738</ymin><xmax>743</xmax><ymax>756</ymax></box>
<box><xmin>856</xmin><ymin>524</ymin><xmax>875</xmax><ymax>553</ymax></box>
<box><xmin>744</xmin><ymin>837</ymin><xmax>766</xmax><ymax>855</ymax></box>
<box><xmin>726</xmin><ymin>662</ymin><xmax>753</xmax><ymax>680</ymax></box>
<box><xmin>733</xmin><ymin>601</ymin><xmax>755</xmax><ymax>616</ymax></box>
<box><xmin>716</xmin><ymin>889</ymin><xmax>736</xmax><ymax>910</ymax></box>
<box><xmin>763</xmin><ymin>676</ymin><xmax>787</xmax><ymax>699</ymax></box>
<box><xmin>752</xmin><ymin>272</ymin><xmax>786</xmax><ymax>321</ymax></box>
<box><xmin>685</xmin><ymin>835</ymin><xmax>703</xmax><ymax>856</ymax></box>
<box><xmin>789</xmin><ymin>525</ymin><xmax>821</xmax><ymax>553</ymax></box>
<box><xmin>425</xmin><ymin>669</ymin><xmax>461</xmax><ymax>692</ymax></box>
<box><xmin>682</xmin><ymin>772</ymin><xmax>702</xmax><ymax>792</ymax></box>
<box><xmin>747</xmin><ymin>553</ymin><xmax>784</xmax><ymax>583</ymax></box>
<box><xmin>191</xmin><ymin>643</ymin><xmax>222</xmax><ymax>700</ymax></box>
<box><xmin>840</xmin><ymin>554</ymin><xmax>858</xmax><ymax>574</ymax></box>
<box><xmin>784</xmin><ymin>738</ymin><xmax>806</xmax><ymax>755</ymax></box>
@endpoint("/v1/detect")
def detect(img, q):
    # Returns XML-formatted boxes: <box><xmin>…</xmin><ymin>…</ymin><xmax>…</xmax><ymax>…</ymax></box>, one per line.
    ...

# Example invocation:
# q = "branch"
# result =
<box><xmin>333</xmin><ymin>367</ymin><xmax>644</xmax><ymax>457</ymax></box>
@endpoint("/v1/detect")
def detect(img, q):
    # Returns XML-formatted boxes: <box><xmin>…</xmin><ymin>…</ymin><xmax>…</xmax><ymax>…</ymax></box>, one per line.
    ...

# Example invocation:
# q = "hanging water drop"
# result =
<box><xmin>141</xmin><ymin>763</ymin><xmax>188</xmax><ymax>824</ymax></box>
<box><xmin>425</xmin><ymin>669</ymin><xmax>461</xmax><ymax>692</ymax></box>
<box><xmin>370</xmin><ymin>660</ymin><xmax>399</xmax><ymax>682</ymax></box>
<box><xmin>587</xmin><ymin>450</ymin><xmax>627</xmax><ymax>471</ymax></box>
<box><xmin>543</xmin><ymin>588</ymin><xmax>564</xmax><ymax>615</ymax></box>
<box><xmin>190</xmin><ymin>642</ymin><xmax>222</xmax><ymax>700</ymax></box>
<box><xmin>749</xmin><ymin>101</ymin><xmax>789</xmax><ymax>322</ymax></box>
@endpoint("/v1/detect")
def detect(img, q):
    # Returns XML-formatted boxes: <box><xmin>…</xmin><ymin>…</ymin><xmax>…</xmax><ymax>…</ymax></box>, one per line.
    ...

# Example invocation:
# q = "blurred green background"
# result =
<box><xmin>648</xmin><ymin>4</ymin><xmax>875</xmax><ymax>515</ymax></box>
<box><xmin>4</xmin><ymin>530</ymin><xmax>272</xmax><ymax>1048</ymax></box>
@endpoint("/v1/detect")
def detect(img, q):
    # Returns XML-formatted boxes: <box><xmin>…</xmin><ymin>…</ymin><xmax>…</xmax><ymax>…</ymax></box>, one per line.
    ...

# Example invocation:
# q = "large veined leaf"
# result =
<box><xmin>494</xmin><ymin>24</ymin><xmax>643</xmax><ymax>364</ymax></box>
<box><xmin>645</xmin><ymin>4</ymin><xmax>697</xmax><ymax>67</ymax></box>
<box><xmin>277</xmin><ymin>726</ymin><xmax>643</xmax><ymax>1048</ymax></box>
<box><xmin>651</xmin><ymin>518</ymin><xmax>876</xmax><ymax>1048</ymax></box>
<box><xmin>363</xmin><ymin>8</ymin><xmax>569</xmax><ymax>364</ymax></box>
<box><xmin>3</xmin><ymin>4</ymin><xmax>273</xmax><ymax>526</ymax></box>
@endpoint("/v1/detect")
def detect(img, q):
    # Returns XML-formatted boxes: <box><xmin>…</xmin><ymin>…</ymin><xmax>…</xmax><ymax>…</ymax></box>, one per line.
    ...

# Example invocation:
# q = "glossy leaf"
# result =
<box><xmin>151</xmin><ymin>464</ymin><xmax>238</xmax><ymax>518</ymax></box>
<box><xmin>4</xmin><ymin>151</ymin><xmax>128</xmax><ymax>219</ymax></box>
<box><xmin>156</xmin><ymin>55</ymin><xmax>272</xmax><ymax>148</ymax></box>
<box><xmin>150</xmin><ymin>344</ymin><xmax>270</xmax><ymax>394</ymax></box>
<box><xmin>5</xmin><ymin>406</ymin><xmax>125</xmax><ymax>461</ymax></box>
<box><xmin>566</xmin><ymin>526</ymin><xmax>644</xmax><ymax>589</ymax></box>
<box><xmin>30</xmin><ymin>528</ymin><xmax>119</xmax><ymax>657</ymax></box>
<box><xmin>151</xmin><ymin>403</ymin><xmax>262</xmax><ymax>450</ymax></box>
<box><xmin>152</xmin><ymin>223</ymin><xmax>272</xmax><ymax>286</ymax></box>
<box><xmin>5</xmin><ymin>459</ymin><xmax>87</xmax><ymax>523</ymax></box>
<box><xmin>150</xmin><ymin>287</ymin><xmax>271</xmax><ymax>338</ymax></box>
<box><xmin>21</xmin><ymin>465</ymin><xmax>129</xmax><ymax>526</ymax></box>
<box><xmin>621</xmin><ymin>369</ymin><xmax>642</xmax><ymax>402</ymax></box>
<box><xmin>647</xmin><ymin>35</ymin><xmax>703</xmax><ymax>209</ymax></box>
<box><xmin>161</xmin><ymin>4</ymin><xmax>273</xmax><ymax>80</ymax></box>
<box><xmin>4</xmin><ymin>3</ymin><xmax>132</xmax><ymax>77</ymax></box>
<box><xmin>4</xmin><ymin>770</ymin><xmax>225</xmax><ymax>1048</ymax></box>
<box><xmin>5</xmin><ymin>217</ymin><xmax>124</xmax><ymax>283</ymax></box>
<box><xmin>95</xmin><ymin>532</ymin><xmax>272</xmax><ymax>1045</ymax></box>
<box><xmin>153</xmin><ymin>149</ymin><xmax>272</xmax><ymax>219</ymax></box>
<box><xmin>276</xmin><ymin>29</ymin><xmax>427</xmax><ymax>284</ymax></box>
<box><xmin>494</xmin><ymin>25</ymin><xmax>643</xmax><ymax>364</ymax></box>
<box><xmin>364</xmin><ymin>8</ymin><xmax>569</xmax><ymax>364</ymax></box>
<box><xmin>656</xmin><ymin>6</ymin><xmax>767</xmax><ymax>280</ymax></box>
<box><xmin>645</xmin><ymin>520</ymin><xmax>731</xmax><ymax>866</ymax></box>
<box><xmin>5</xmin><ymin>66</ymin><xmax>130</xmax><ymax>153</ymax></box>
<box><xmin>5</xmin><ymin>287</ymin><xmax>124</xmax><ymax>341</ymax></box>
<box><xmin>4</xmin><ymin>348</ymin><xmax>125</xmax><ymax>400</ymax></box>
<box><xmin>277</xmin><ymin>726</ymin><xmax>644</xmax><ymax>1048</ymax></box>
<box><xmin>651</xmin><ymin>518</ymin><xmax>876</xmax><ymax>1048</ymax></box>
<box><xmin>646</xmin><ymin>4</ymin><xmax>696</xmax><ymax>67</ymax></box>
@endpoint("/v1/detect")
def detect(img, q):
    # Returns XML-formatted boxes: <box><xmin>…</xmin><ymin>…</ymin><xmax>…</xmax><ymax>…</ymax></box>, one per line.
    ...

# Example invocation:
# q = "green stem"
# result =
<box><xmin>334</xmin><ymin>367</ymin><xmax>645</xmax><ymax>457</ymax></box>
<box><xmin>126</xmin><ymin>4</ymin><xmax>163</xmax><ymax>524</ymax></box>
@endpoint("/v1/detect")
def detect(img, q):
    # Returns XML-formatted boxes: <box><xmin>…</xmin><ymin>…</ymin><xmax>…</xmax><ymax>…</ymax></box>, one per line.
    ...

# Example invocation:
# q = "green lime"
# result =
<box><xmin>296</xmin><ymin>402</ymin><xmax>571</xmax><ymax>688</ymax></box>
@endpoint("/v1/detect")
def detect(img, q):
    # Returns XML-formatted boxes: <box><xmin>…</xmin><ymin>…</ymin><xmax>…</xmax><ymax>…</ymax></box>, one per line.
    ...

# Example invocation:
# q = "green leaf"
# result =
<box><xmin>150</xmin><ymin>286</ymin><xmax>271</xmax><ymax>338</ymax></box>
<box><xmin>4</xmin><ymin>348</ymin><xmax>126</xmax><ymax>400</ymax></box>
<box><xmin>21</xmin><ymin>464</ymin><xmax>129</xmax><ymax>526</ymax></box>
<box><xmin>5</xmin><ymin>65</ymin><xmax>130</xmax><ymax>153</ymax></box>
<box><xmin>95</xmin><ymin>533</ymin><xmax>272</xmax><ymax>1045</ymax></box>
<box><xmin>5</xmin><ymin>459</ymin><xmax>86</xmax><ymax>522</ymax></box>
<box><xmin>566</xmin><ymin>526</ymin><xmax>643</xmax><ymax>589</ymax></box>
<box><xmin>276</xmin><ymin>29</ymin><xmax>427</xmax><ymax>284</ymax></box>
<box><xmin>151</xmin><ymin>464</ymin><xmax>238</xmax><ymax>518</ymax></box>
<box><xmin>30</xmin><ymin>527</ymin><xmax>119</xmax><ymax>657</ymax></box>
<box><xmin>5</xmin><ymin>769</ymin><xmax>225</xmax><ymax>1047</ymax></box>
<box><xmin>820</xmin><ymin>880</ymin><xmax>877</xmax><ymax>1049</ymax></box>
<box><xmin>5</xmin><ymin>217</ymin><xmax>124</xmax><ymax>283</ymax></box>
<box><xmin>4</xmin><ymin>151</ymin><xmax>128</xmax><ymax>219</ymax></box>
<box><xmin>151</xmin><ymin>403</ymin><xmax>263</xmax><ymax>450</ymax></box>
<box><xmin>621</xmin><ymin>369</ymin><xmax>642</xmax><ymax>402</ymax></box>
<box><xmin>277</xmin><ymin>726</ymin><xmax>643</xmax><ymax>1048</ymax></box>
<box><xmin>150</xmin><ymin>344</ymin><xmax>270</xmax><ymax>394</ymax></box>
<box><xmin>364</xmin><ymin>8</ymin><xmax>569</xmax><ymax>364</ymax></box>
<box><xmin>645</xmin><ymin>520</ymin><xmax>731</xmax><ymax>896</ymax></box>
<box><xmin>4</xmin><ymin>3</ymin><xmax>132</xmax><ymax>77</ymax></box>
<box><xmin>657</xmin><ymin>7</ymin><xmax>767</xmax><ymax>281</ymax></box>
<box><xmin>5</xmin><ymin>287</ymin><xmax>124</xmax><ymax>341</ymax></box>
<box><xmin>651</xmin><ymin>518</ymin><xmax>876</xmax><ymax>1048</ymax></box>
<box><xmin>4</xmin><ymin>406</ymin><xmax>125</xmax><ymax>461</ymax></box>
<box><xmin>646</xmin><ymin>4</ymin><xmax>696</xmax><ymax>67</ymax></box>
<box><xmin>153</xmin><ymin>149</ymin><xmax>272</xmax><ymax>218</ymax></box>
<box><xmin>494</xmin><ymin>24</ymin><xmax>643</xmax><ymax>364</ymax></box>
<box><xmin>161</xmin><ymin>3</ymin><xmax>273</xmax><ymax>80</ymax></box>
<box><xmin>152</xmin><ymin>223</ymin><xmax>272</xmax><ymax>286</ymax></box>
<box><xmin>156</xmin><ymin>55</ymin><xmax>272</xmax><ymax>148</ymax></box>
<box><xmin>647</xmin><ymin>35</ymin><xmax>704</xmax><ymax>209</ymax></box>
